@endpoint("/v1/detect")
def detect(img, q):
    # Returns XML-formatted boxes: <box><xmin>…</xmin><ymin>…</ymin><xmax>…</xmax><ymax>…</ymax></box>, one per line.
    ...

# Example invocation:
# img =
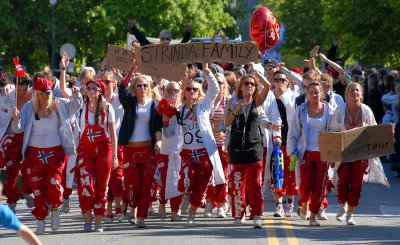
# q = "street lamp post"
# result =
<box><xmin>50</xmin><ymin>0</ymin><xmax>57</xmax><ymax>71</ymax></box>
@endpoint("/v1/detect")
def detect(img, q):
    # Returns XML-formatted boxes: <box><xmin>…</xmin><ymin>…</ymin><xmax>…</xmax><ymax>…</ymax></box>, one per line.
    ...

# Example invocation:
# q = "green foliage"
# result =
<box><xmin>0</xmin><ymin>0</ymin><xmax>239</xmax><ymax>73</ymax></box>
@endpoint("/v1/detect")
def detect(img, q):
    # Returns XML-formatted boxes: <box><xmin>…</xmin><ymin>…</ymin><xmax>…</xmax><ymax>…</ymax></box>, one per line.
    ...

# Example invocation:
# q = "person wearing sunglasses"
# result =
<box><xmin>99</xmin><ymin>71</ymin><xmax>126</xmax><ymax>224</ymax></box>
<box><xmin>203</xmin><ymin>73</ymin><xmax>231</xmax><ymax>219</ymax></box>
<box><xmin>118</xmin><ymin>74</ymin><xmax>162</xmax><ymax>228</ymax></box>
<box><xmin>224</xmin><ymin>70</ymin><xmax>271</xmax><ymax>228</ymax></box>
<box><xmin>75</xmin><ymin>79</ymin><xmax>118</xmax><ymax>233</ymax></box>
<box><xmin>12</xmin><ymin>76</ymin><xmax>83</xmax><ymax>234</ymax></box>
<box><xmin>0</xmin><ymin>75</ymin><xmax>34</xmax><ymax>214</ymax></box>
<box><xmin>155</xmin><ymin>82</ymin><xmax>182</xmax><ymax>221</ymax></box>
<box><xmin>287</xmin><ymin>81</ymin><xmax>335</xmax><ymax>226</ymax></box>
<box><xmin>163</xmin><ymin>63</ymin><xmax>225</xmax><ymax>226</ymax></box>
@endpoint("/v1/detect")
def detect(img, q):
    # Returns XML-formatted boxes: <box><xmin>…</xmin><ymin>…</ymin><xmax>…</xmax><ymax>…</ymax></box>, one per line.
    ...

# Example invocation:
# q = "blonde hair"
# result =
<box><xmin>101</xmin><ymin>71</ymin><xmax>117</xmax><ymax>93</ymax></box>
<box><xmin>129</xmin><ymin>75</ymin><xmax>153</xmax><ymax>100</ymax></box>
<box><xmin>180</xmin><ymin>80</ymin><xmax>205</xmax><ymax>105</ymax></box>
<box><xmin>33</xmin><ymin>91</ymin><xmax>55</xmax><ymax>115</ymax></box>
<box><xmin>345</xmin><ymin>82</ymin><xmax>364</xmax><ymax>102</ymax></box>
<box><xmin>320</xmin><ymin>73</ymin><xmax>334</xmax><ymax>91</ymax></box>
<box><xmin>215</xmin><ymin>73</ymin><xmax>229</xmax><ymax>98</ymax></box>
<box><xmin>235</xmin><ymin>74</ymin><xmax>259</xmax><ymax>100</ymax></box>
<box><xmin>224</xmin><ymin>71</ymin><xmax>237</xmax><ymax>94</ymax></box>
<box><xmin>79</xmin><ymin>67</ymin><xmax>96</xmax><ymax>84</ymax></box>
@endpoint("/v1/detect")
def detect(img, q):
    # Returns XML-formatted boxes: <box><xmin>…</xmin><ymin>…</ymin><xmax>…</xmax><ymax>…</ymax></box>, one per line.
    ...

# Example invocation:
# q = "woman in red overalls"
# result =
<box><xmin>77</xmin><ymin>79</ymin><xmax>118</xmax><ymax>232</ymax></box>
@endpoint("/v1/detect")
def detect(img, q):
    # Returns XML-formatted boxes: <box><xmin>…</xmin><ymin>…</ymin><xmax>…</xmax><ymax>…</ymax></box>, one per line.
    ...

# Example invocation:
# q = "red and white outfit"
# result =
<box><xmin>77</xmin><ymin>103</ymin><xmax>114</xmax><ymax>216</ymax></box>
<box><xmin>205</xmin><ymin>97</ymin><xmax>229</xmax><ymax>206</ymax></box>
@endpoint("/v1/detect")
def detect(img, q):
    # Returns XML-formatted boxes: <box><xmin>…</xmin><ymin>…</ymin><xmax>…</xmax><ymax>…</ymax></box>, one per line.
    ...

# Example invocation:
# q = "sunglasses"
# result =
<box><xmin>217</xmin><ymin>81</ymin><xmax>224</xmax><ymax>85</ymax></box>
<box><xmin>274</xmin><ymin>78</ymin><xmax>287</xmax><ymax>83</ymax></box>
<box><xmin>160</xmin><ymin>37</ymin><xmax>171</xmax><ymax>41</ymax></box>
<box><xmin>243</xmin><ymin>81</ymin><xmax>256</xmax><ymax>87</ymax></box>
<box><xmin>136</xmin><ymin>83</ymin><xmax>149</xmax><ymax>89</ymax></box>
<box><xmin>185</xmin><ymin>87</ymin><xmax>199</xmax><ymax>92</ymax></box>
<box><xmin>303</xmin><ymin>84</ymin><xmax>310</xmax><ymax>90</ymax></box>
<box><xmin>167</xmin><ymin>88</ymin><xmax>180</xmax><ymax>94</ymax></box>
<box><xmin>86</xmin><ymin>86</ymin><xmax>100</xmax><ymax>92</ymax></box>
<box><xmin>104</xmin><ymin>79</ymin><xmax>113</xmax><ymax>85</ymax></box>
<box><xmin>265</xmin><ymin>66</ymin><xmax>276</xmax><ymax>71</ymax></box>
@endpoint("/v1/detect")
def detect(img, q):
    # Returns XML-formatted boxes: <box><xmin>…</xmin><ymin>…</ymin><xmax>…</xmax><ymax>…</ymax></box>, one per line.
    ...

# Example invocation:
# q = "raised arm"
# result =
<box><xmin>181</xmin><ymin>23</ymin><xmax>192</xmax><ymax>43</ymax></box>
<box><xmin>319</xmin><ymin>53</ymin><xmax>346</xmax><ymax>86</ymax></box>
<box><xmin>254</xmin><ymin>71</ymin><xmax>271</xmax><ymax>107</ymax></box>
<box><xmin>59</xmin><ymin>51</ymin><xmax>73</xmax><ymax>99</ymax></box>
<box><xmin>128</xmin><ymin>19</ymin><xmax>151</xmax><ymax>46</ymax></box>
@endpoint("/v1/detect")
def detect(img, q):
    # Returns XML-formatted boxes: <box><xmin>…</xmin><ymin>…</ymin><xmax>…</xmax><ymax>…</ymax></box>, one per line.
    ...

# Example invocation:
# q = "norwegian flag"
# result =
<box><xmin>13</xmin><ymin>57</ymin><xmax>25</xmax><ymax>77</ymax></box>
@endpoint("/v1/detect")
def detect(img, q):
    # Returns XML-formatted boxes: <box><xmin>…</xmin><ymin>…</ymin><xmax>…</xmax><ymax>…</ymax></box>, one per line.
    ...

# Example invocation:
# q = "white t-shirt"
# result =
<box><xmin>29</xmin><ymin>110</ymin><xmax>61</xmax><ymax>148</ymax></box>
<box><xmin>181</xmin><ymin>108</ymin><xmax>204</xmax><ymax>150</ymax></box>
<box><xmin>80</xmin><ymin>102</ymin><xmax>115</xmax><ymax>138</ymax></box>
<box><xmin>109</xmin><ymin>94</ymin><xmax>124</xmax><ymax>136</ymax></box>
<box><xmin>129</xmin><ymin>101</ymin><xmax>152</xmax><ymax>142</ymax></box>
<box><xmin>306</xmin><ymin>105</ymin><xmax>327</xmax><ymax>151</ymax></box>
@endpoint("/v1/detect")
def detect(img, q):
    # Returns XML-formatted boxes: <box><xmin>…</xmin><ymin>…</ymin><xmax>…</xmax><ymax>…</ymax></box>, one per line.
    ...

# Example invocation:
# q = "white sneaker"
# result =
<box><xmin>187</xmin><ymin>215</ymin><xmax>195</xmax><ymax>226</ymax></box>
<box><xmin>104</xmin><ymin>215</ymin><xmax>113</xmax><ymax>224</ymax></box>
<box><xmin>300</xmin><ymin>211</ymin><xmax>311</xmax><ymax>220</ymax></box>
<box><xmin>180</xmin><ymin>194</ymin><xmax>190</xmax><ymax>215</ymax></box>
<box><xmin>24</xmin><ymin>193</ymin><xmax>34</xmax><ymax>208</ymax></box>
<box><xmin>203</xmin><ymin>203</ymin><xmax>213</xmax><ymax>218</ymax></box>
<box><xmin>241</xmin><ymin>214</ymin><xmax>246</xmax><ymax>223</ymax></box>
<box><xmin>217</xmin><ymin>207</ymin><xmax>227</xmax><ymax>218</ymax></box>
<box><xmin>50</xmin><ymin>211</ymin><xmax>60</xmax><ymax>231</ymax></box>
<box><xmin>284</xmin><ymin>203</ymin><xmax>294</xmax><ymax>217</ymax></box>
<box><xmin>336</xmin><ymin>205</ymin><xmax>348</xmax><ymax>222</ymax></box>
<box><xmin>95</xmin><ymin>225</ymin><xmax>104</xmax><ymax>232</ymax></box>
<box><xmin>346</xmin><ymin>213</ymin><xmax>356</xmax><ymax>225</ymax></box>
<box><xmin>273</xmin><ymin>204</ymin><xmax>285</xmax><ymax>217</ymax></box>
<box><xmin>116</xmin><ymin>213</ymin><xmax>124</xmax><ymax>223</ymax></box>
<box><xmin>317</xmin><ymin>208</ymin><xmax>329</xmax><ymax>220</ymax></box>
<box><xmin>36</xmin><ymin>220</ymin><xmax>45</xmax><ymax>235</ymax></box>
<box><xmin>233</xmin><ymin>218</ymin><xmax>242</xmax><ymax>226</ymax></box>
<box><xmin>253</xmin><ymin>215</ymin><xmax>262</xmax><ymax>228</ymax></box>
<box><xmin>62</xmin><ymin>198</ymin><xmax>70</xmax><ymax>213</ymax></box>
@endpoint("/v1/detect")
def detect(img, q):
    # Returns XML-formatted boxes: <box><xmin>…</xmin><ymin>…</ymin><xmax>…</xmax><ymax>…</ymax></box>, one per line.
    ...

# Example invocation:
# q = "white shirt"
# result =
<box><xmin>306</xmin><ymin>105</ymin><xmax>328</xmax><ymax>151</ymax></box>
<box><xmin>80</xmin><ymin>103</ymin><xmax>115</xmax><ymax>138</ymax></box>
<box><xmin>181</xmin><ymin>109</ymin><xmax>204</xmax><ymax>150</ymax></box>
<box><xmin>129</xmin><ymin>101</ymin><xmax>151</xmax><ymax>142</ymax></box>
<box><xmin>28</xmin><ymin>110</ymin><xmax>61</xmax><ymax>148</ymax></box>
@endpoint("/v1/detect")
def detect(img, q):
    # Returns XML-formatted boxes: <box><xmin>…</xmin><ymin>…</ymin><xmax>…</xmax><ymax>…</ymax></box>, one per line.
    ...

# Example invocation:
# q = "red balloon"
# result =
<box><xmin>250</xmin><ymin>7</ymin><xmax>280</xmax><ymax>51</ymax></box>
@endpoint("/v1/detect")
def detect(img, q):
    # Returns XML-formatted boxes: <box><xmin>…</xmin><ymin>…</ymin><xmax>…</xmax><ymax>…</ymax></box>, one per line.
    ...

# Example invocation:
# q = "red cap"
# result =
<box><xmin>33</xmin><ymin>77</ymin><xmax>53</xmax><ymax>92</ymax></box>
<box><xmin>86</xmin><ymin>79</ymin><xmax>106</xmax><ymax>94</ymax></box>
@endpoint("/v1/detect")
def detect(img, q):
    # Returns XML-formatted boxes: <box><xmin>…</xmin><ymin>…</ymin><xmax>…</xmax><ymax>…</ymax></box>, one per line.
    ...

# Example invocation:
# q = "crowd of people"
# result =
<box><xmin>0</xmin><ymin>21</ymin><xmax>397</xmax><ymax>238</ymax></box>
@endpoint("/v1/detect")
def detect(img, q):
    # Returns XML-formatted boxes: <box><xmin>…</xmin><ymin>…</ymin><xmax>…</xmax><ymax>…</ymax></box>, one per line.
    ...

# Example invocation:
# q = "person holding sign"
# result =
<box><xmin>224</xmin><ymin>70</ymin><xmax>271</xmax><ymax>228</ymax></box>
<box><xmin>287</xmin><ymin>81</ymin><xmax>335</xmax><ymax>226</ymax></box>
<box><xmin>163</xmin><ymin>63</ymin><xmax>225</xmax><ymax>226</ymax></box>
<box><xmin>11</xmin><ymin>76</ymin><xmax>83</xmax><ymax>234</ymax></box>
<box><xmin>330</xmin><ymin>82</ymin><xmax>377</xmax><ymax>225</ymax></box>
<box><xmin>118</xmin><ymin>74</ymin><xmax>162</xmax><ymax>228</ymax></box>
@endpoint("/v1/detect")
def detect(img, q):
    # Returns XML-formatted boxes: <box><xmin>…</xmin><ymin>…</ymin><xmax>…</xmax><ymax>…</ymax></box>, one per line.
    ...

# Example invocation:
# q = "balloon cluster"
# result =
<box><xmin>250</xmin><ymin>7</ymin><xmax>280</xmax><ymax>51</ymax></box>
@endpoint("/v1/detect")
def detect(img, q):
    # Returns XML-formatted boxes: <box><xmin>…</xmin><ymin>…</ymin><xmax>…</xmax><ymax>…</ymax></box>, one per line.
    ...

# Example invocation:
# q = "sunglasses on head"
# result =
<box><xmin>243</xmin><ymin>81</ymin><xmax>256</xmax><ymax>87</ymax></box>
<box><xmin>274</xmin><ymin>78</ymin><xmax>287</xmax><ymax>83</ymax></box>
<box><xmin>167</xmin><ymin>88</ymin><xmax>180</xmax><ymax>94</ymax></box>
<box><xmin>86</xmin><ymin>86</ymin><xmax>100</xmax><ymax>92</ymax></box>
<box><xmin>136</xmin><ymin>83</ymin><xmax>148</xmax><ymax>89</ymax></box>
<box><xmin>185</xmin><ymin>87</ymin><xmax>199</xmax><ymax>92</ymax></box>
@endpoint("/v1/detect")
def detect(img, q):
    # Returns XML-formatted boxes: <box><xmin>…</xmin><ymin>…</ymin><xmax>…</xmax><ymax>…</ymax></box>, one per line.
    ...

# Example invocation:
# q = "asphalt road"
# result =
<box><xmin>1</xmin><ymin>162</ymin><xmax>400</xmax><ymax>245</ymax></box>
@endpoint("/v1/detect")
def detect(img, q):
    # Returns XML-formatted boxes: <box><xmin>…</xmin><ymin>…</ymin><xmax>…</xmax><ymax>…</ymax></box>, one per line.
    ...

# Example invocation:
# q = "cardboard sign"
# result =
<box><xmin>318</xmin><ymin>124</ymin><xmax>395</xmax><ymax>162</ymax></box>
<box><xmin>136</xmin><ymin>64</ymin><xmax>187</xmax><ymax>81</ymax></box>
<box><xmin>135</xmin><ymin>41</ymin><xmax>259</xmax><ymax>66</ymax></box>
<box><xmin>106</xmin><ymin>45</ymin><xmax>135</xmax><ymax>71</ymax></box>
<box><xmin>126</xmin><ymin>33</ymin><xmax>180</xmax><ymax>50</ymax></box>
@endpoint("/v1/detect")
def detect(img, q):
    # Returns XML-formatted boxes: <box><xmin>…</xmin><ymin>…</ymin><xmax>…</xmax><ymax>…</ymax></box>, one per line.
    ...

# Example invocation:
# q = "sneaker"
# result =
<box><xmin>83</xmin><ymin>223</ymin><xmax>92</xmax><ymax>232</ymax></box>
<box><xmin>217</xmin><ymin>207</ymin><xmax>227</xmax><ymax>218</ymax></box>
<box><xmin>284</xmin><ymin>203</ymin><xmax>294</xmax><ymax>217</ymax></box>
<box><xmin>203</xmin><ymin>203</ymin><xmax>213</xmax><ymax>218</ymax></box>
<box><xmin>36</xmin><ymin>220</ymin><xmax>45</xmax><ymax>235</ymax></box>
<box><xmin>147</xmin><ymin>207</ymin><xmax>155</xmax><ymax>215</ymax></box>
<box><xmin>309</xmin><ymin>220</ymin><xmax>321</xmax><ymax>226</ymax></box>
<box><xmin>187</xmin><ymin>215</ymin><xmax>195</xmax><ymax>226</ymax></box>
<box><xmin>116</xmin><ymin>213</ymin><xmax>124</xmax><ymax>223</ymax></box>
<box><xmin>137</xmin><ymin>220</ymin><xmax>146</xmax><ymax>228</ymax></box>
<box><xmin>8</xmin><ymin>203</ymin><xmax>16</xmax><ymax>213</ymax></box>
<box><xmin>62</xmin><ymin>198</ymin><xmax>70</xmax><ymax>214</ymax></box>
<box><xmin>273</xmin><ymin>204</ymin><xmax>284</xmax><ymax>217</ymax></box>
<box><xmin>24</xmin><ymin>193</ymin><xmax>34</xmax><ymax>208</ymax></box>
<box><xmin>171</xmin><ymin>215</ymin><xmax>182</xmax><ymax>222</ymax></box>
<box><xmin>128</xmin><ymin>216</ymin><xmax>137</xmax><ymax>225</ymax></box>
<box><xmin>241</xmin><ymin>214</ymin><xmax>246</xmax><ymax>223</ymax></box>
<box><xmin>253</xmin><ymin>215</ymin><xmax>262</xmax><ymax>228</ymax></box>
<box><xmin>296</xmin><ymin>206</ymin><xmax>301</xmax><ymax>217</ymax></box>
<box><xmin>104</xmin><ymin>214</ymin><xmax>113</xmax><ymax>224</ymax></box>
<box><xmin>300</xmin><ymin>211</ymin><xmax>311</xmax><ymax>220</ymax></box>
<box><xmin>346</xmin><ymin>213</ymin><xmax>356</xmax><ymax>225</ymax></box>
<box><xmin>233</xmin><ymin>218</ymin><xmax>242</xmax><ymax>226</ymax></box>
<box><xmin>180</xmin><ymin>194</ymin><xmax>190</xmax><ymax>215</ymax></box>
<box><xmin>50</xmin><ymin>211</ymin><xmax>60</xmax><ymax>231</ymax></box>
<box><xmin>336</xmin><ymin>205</ymin><xmax>348</xmax><ymax>222</ymax></box>
<box><xmin>317</xmin><ymin>208</ymin><xmax>328</xmax><ymax>220</ymax></box>
<box><xmin>94</xmin><ymin>225</ymin><xmax>104</xmax><ymax>232</ymax></box>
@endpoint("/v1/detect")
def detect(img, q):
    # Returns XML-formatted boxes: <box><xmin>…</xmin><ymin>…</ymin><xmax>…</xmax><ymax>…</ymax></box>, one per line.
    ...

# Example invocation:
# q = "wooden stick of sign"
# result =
<box><xmin>15</xmin><ymin>76</ymin><xmax>19</xmax><ymax>107</ymax></box>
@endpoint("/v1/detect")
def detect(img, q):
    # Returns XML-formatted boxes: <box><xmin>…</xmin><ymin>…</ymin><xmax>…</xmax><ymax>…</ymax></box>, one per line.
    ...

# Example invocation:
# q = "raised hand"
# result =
<box><xmin>61</xmin><ymin>51</ymin><xmax>70</xmax><ymax>70</ymax></box>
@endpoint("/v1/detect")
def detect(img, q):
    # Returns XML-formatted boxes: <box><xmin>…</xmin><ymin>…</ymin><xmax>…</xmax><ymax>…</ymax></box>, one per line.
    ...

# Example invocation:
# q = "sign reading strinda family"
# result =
<box><xmin>135</xmin><ymin>41</ymin><xmax>259</xmax><ymax>66</ymax></box>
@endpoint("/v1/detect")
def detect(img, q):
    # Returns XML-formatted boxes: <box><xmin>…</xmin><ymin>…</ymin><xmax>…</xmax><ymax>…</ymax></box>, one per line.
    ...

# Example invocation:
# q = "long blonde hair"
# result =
<box><xmin>180</xmin><ymin>80</ymin><xmax>204</xmax><ymax>120</ymax></box>
<box><xmin>129</xmin><ymin>75</ymin><xmax>153</xmax><ymax>100</ymax></box>
<box><xmin>215</xmin><ymin>73</ymin><xmax>229</xmax><ymax>98</ymax></box>
<box><xmin>33</xmin><ymin>91</ymin><xmax>55</xmax><ymax>115</ymax></box>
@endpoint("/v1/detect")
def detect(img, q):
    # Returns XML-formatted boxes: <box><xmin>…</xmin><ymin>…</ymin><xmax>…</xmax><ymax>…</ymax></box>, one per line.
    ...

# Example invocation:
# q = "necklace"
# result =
<box><xmin>346</xmin><ymin>105</ymin><xmax>362</xmax><ymax>128</ymax></box>
<box><xmin>38</xmin><ymin>107</ymin><xmax>51</xmax><ymax>118</ymax></box>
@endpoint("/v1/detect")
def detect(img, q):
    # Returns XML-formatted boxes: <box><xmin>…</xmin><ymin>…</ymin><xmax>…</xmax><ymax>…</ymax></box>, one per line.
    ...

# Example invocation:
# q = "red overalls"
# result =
<box><xmin>77</xmin><ymin>105</ymin><xmax>111</xmax><ymax>216</ymax></box>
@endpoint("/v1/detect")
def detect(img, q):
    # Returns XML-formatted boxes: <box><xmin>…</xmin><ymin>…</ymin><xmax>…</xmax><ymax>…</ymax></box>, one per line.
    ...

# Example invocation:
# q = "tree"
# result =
<box><xmin>0</xmin><ymin>0</ymin><xmax>240</xmax><ymax>74</ymax></box>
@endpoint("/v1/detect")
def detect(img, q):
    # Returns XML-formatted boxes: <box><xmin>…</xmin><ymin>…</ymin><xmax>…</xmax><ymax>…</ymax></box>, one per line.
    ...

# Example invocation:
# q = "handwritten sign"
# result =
<box><xmin>106</xmin><ymin>45</ymin><xmax>135</xmax><ymax>71</ymax></box>
<box><xmin>135</xmin><ymin>41</ymin><xmax>259</xmax><ymax>66</ymax></box>
<box><xmin>136</xmin><ymin>64</ymin><xmax>187</xmax><ymax>81</ymax></box>
<box><xmin>318</xmin><ymin>124</ymin><xmax>395</xmax><ymax>162</ymax></box>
